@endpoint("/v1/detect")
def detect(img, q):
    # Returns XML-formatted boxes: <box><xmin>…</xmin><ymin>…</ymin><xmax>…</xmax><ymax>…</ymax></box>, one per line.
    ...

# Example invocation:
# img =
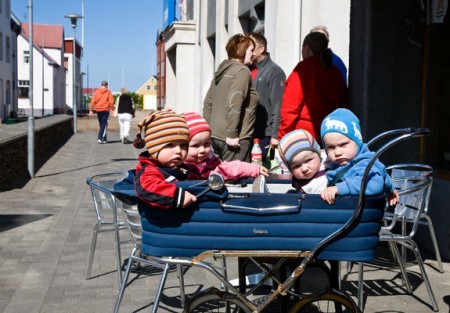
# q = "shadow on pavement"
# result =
<box><xmin>0</xmin><ymin>214</ymin><xmax>52</xmax><ymax>232</ymax></box>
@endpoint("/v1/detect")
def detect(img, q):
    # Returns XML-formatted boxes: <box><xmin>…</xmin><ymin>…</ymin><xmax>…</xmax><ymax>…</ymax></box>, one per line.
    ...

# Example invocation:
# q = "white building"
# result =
<box><xmin>0</xmin><ymin>4</ymin><xmax>21</xmax><ymax>123</ymax></box>
<box><xmin>162</xmin><ymin>0</ymin><xmax>350</xmax><ymax>114</ymax></box>
<box><xmin>18</xmin><ymin>23</ymin><xmax>66</xmax><ymax>117</ymax></box>
<box><xmin>64</xmin><ymin>37</ymin><xmax>82</xmax><ymax>114</ymax></box>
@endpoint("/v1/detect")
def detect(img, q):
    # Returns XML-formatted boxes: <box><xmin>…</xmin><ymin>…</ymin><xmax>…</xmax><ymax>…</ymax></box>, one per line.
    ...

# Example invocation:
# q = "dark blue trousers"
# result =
<box><xmin>97</xmin><ymin>111</ymin><xmax>109</xmax><ymax>141</ymax></box>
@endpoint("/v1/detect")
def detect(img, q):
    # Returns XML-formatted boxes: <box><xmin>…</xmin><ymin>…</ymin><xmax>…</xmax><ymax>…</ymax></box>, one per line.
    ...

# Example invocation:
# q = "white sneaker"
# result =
<box><xmin>97</xmin><ymin>139</ymin><xmax>103</xmax><ymax>144</ymax></box>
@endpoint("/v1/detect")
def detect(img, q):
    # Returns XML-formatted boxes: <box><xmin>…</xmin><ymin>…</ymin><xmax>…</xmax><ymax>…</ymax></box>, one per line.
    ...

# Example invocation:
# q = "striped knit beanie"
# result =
<box><xmin>278</xmin><ymin>129</ymin><xmax>321</xmax><ymax>168</ymax></box>
<box><xmin>135</xmin><ymin>109</ymin><xmax>189</xmax><ymax>158</ymax></box>
<box><xmin>182</xmin><ymin>112</ymin><xmax>211</xmax><ymax>140</ymax></box>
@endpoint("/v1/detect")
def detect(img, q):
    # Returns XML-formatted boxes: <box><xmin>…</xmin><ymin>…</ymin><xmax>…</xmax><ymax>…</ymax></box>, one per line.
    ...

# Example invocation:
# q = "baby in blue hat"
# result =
<box><xmin>320</xmin><ymin>108</ymin><xmax>398</xmax><ymax>205</ymax></box>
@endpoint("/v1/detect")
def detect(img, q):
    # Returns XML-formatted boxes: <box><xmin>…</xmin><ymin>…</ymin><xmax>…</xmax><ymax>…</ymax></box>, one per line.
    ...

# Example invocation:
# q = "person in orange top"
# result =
<box><xmin>89</xmin><ymin>80</ymin><xmax>115</xmax><ymax>144</ymax></box>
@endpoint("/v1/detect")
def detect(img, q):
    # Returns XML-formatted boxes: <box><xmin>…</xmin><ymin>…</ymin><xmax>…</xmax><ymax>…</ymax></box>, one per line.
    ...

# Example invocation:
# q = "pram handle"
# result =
<box><xmin>367</xmin><ymin>127</ymin><xmax>430</xmax><ymax>148</ymax></box>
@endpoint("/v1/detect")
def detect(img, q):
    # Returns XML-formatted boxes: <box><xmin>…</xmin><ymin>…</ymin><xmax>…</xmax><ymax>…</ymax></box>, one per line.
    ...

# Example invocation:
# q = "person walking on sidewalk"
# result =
<box><xmin>89</xmin><ymin>80</ymin><xmax>115</xmax><ymax>144</ymax></box>
<box><xmin>115</xmin><ymin>87</ymin><xmax>135</xmax><ymax>144</ymax></box>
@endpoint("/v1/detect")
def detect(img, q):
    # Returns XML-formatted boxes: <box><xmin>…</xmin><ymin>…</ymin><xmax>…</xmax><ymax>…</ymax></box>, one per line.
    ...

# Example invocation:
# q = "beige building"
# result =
<box><xmin>136</xmin><ymin>75</ymin><xmax>157</xmax><ymax>110</ymax></box>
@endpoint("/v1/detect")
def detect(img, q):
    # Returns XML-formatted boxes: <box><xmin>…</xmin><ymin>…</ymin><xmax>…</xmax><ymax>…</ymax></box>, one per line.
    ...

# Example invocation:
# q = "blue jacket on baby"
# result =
<box><xmin>326</xmin><ymin>144</ymin><xmax>394</xmax><ymax>196</ymax></box>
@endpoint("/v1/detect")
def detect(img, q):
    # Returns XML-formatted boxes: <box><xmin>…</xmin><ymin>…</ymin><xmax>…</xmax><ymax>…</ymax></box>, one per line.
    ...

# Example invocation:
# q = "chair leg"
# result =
<box><xmin>85</xmin><ymin>223</ymin><xmax>100</xmax><ymax>280</ymax></box>
<box><xmin>347</xmin><ymin>261</ymin><xmax>352</xmax><ymax>274</ymax></box>
<box><xmin>357</xmin><ymin>262</ymin><xmax>364</xmax><ymax>311</ymax></box>
<box><xmin>388</xmin><ymin>241</ymin><xmax>412</xmax><ymax>293</ymax></box>
<box><xmin>152</xmin><ymin>263</ymin><xmax>171</xmax><ymax>313</ymax></box>
<box><xmin>177</xmin><ymin>264</ymin><xmax>186</xmax><ymax>307</ymax></box>
<box><xmin>114</xmin><ymin>249</ymin><xmax>136</xmax><ymax>313</ymax></box>
<box><xmin>408</xmin><ymin>240</ymin><xmax>439</xmax><ymax>311</ymax></box>
<box><xmin>220</xmin><ymin>257</ymin><xmax>228</xmax><ymax>291</ymax></box>
<box><xmin>114</xmin><ymin>222</ymin><xmax>123</xmax><ymax>286</ymax></box>
<box><xmin>422</xmin><ymin>215</ymin><xmax>444</xmax><ymax>272</ymax></box>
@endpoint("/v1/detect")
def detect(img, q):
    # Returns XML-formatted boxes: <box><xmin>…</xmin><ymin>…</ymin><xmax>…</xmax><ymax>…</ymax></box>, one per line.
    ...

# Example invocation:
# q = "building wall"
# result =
<box><xmin>349</xmin><ymin>0</ymin><xmax>450</xmax><ymax>259</ymax></box>
<box><xmin>64</xmin><ymin>38</ymin><xmax>82</xmax><ymax>113</ymax></box>
<box><xmin>165</xmin><ymin>0</ymin><xmax>449</xmax><ymax>258</ymax></box>
<box><xmin>0</xmin><ymin>5</ymin><xmax>16</xmax><ymax>122</ymax></box>
<box><xmin>167</xmin><ymin>0</ymin><xmax>350</xmax><ymax>116</ymax></box>
<box><xmin>17</xmin><ymin>35</ymin><xmax>61</xmax><ymax>117</ymax></box>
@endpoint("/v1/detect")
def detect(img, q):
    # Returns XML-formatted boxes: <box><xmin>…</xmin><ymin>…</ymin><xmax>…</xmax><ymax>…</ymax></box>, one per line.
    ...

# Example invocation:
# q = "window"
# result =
<box><xmin>154</xmin><ymin>85</ymin><xmax>158</xmax><ymax>90</ymax></box>
<box><xmin>5</xmin><ymin>36</ymin><xmax>10</xmax><ymax>63</ymax></box>
<box><xmin>6</xmin><ymin>80</ymin><xmax>10</xmax><ymax>104</ymax></box>
<box><xmin>146</xmin><ymin>85</ymin><xmax>151</xmax><ymax>90</ymax></box>
<box><xmin>23</xmin><ymin>50</ymin><xmax>29</xmax><ymax>63</ymax></box>
<box><xmin>18</xmin><ymin>80</ymin><xmax>29</xmax><ymax>98</ymax></box>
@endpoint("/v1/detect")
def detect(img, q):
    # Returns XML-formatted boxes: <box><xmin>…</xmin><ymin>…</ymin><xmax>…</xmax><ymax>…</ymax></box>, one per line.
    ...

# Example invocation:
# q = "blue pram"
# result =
<box><xmin>112</xmin><ymin>128</ymin><xmax>429</xmax><ymax>313</ymax></box>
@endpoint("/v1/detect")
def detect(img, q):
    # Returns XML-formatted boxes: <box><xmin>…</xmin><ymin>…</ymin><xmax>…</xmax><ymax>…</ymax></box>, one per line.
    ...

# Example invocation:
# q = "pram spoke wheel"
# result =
<box><xmin>185</xmin><ymin>287</ymin><xmax>251</xmax><ymax>313</ymax></box>
<box><xmin>289</xmin><ymin>289</ymin><xmax>360</xmax><ymax>313</ymax></box>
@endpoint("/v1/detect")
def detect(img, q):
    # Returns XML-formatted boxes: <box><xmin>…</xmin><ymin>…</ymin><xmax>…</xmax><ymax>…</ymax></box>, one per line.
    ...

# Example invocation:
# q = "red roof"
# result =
<box><xmin>21</xmin><ymin>22</ymin><xmax>64</xmax><ymax>49</ymax></box>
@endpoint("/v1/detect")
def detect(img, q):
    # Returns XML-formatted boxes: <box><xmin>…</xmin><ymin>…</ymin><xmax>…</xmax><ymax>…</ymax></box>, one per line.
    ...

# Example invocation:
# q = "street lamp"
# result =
<box><xmin>64</xmin><ymin>14</ymin><xmax>83</xmax><ymax>134</ymax></box>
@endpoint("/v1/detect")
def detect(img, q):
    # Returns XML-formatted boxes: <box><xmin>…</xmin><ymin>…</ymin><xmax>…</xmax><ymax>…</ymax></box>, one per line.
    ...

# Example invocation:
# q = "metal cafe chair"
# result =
<box><xmin>112</xmin><ymin>195</ymin><xmax>186</xmax><ymax>313</ymax></box>
<box><xmin>386</xmin><ymin>163</ymin><xmax>443</xmax><ymax>273</ymax></box>
<box><xmin>85</xmin><ymin>172</ymin><xmax>129</xmax><ymax>285</ymax></box>
<box><xmin>353</xmin><ymin>173</ymin><xmax>439</xmax><ymax>311</ymax></box>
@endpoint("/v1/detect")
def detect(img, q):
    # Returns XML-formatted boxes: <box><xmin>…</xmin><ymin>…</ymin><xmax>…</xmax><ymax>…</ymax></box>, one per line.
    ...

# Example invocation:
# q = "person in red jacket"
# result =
<box><xmin>133</xmin><ymin>109</ymin><xmax>197</xmax><ymax>210</ymax></box>
<box><xmin>278</xmin><ymin>32</ymin><xmax>347</xmax><ymax>142</ymax></box>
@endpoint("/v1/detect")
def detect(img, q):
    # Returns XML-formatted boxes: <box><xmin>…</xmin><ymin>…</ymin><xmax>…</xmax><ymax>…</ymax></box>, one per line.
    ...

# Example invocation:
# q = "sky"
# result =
<box><xmin>12</xmin><ymin>0</ymin><xmax>165</xmax><ymax>93</ymax></box>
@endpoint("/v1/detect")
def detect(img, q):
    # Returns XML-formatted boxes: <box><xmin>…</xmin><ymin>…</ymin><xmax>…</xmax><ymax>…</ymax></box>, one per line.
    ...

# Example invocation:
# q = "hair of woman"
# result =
<box><xmin>226</xmin><ymin>34</ymin><xmax>255</xmax><ymax>62</ymax></box>
<box><xmin>303</xmin><ymin>32</ymin><xmax>332</xmax><ymax>68</ymax></box>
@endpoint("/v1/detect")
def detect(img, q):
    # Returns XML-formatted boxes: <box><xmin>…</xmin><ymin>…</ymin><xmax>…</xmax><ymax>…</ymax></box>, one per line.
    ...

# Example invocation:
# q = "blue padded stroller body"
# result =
<box><xmin>113</xmin><ymin>171</ymin><xmax>385</xmax><ymax>262</ymax></box>
<box><xmin>138</xmin><ymin>188</ymin><xmax>385</xmax><ymax>262</ymax></box>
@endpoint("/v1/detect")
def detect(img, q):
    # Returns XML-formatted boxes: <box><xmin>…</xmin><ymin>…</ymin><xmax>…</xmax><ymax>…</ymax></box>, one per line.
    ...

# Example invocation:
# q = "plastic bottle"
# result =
<box><xmin>251</xmin><ymin>138</ymin><xmax>263</xmax><ymax>165</ymax></box>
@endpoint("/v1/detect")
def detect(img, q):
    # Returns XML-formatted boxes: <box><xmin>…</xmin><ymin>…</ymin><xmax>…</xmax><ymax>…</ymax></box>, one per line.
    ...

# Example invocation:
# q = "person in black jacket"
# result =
<box><xmin>116</xmin><ymin>87</ymin><xmax>135</xmax><ymax>144</ymax></box>
<box><xmin>249</xmin><ymin>33</ymin><xmax>286</xmax><ymax>161</ymax></box>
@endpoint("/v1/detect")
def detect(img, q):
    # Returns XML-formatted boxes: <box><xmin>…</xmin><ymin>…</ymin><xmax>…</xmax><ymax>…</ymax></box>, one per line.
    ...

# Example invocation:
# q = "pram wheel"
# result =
<box><xmin>185</xmin><ymin>287</ymin><xmax>251</xmax><ymax>313</ymax></box>
<box><xmin>289</xmin><ymin>289</ymin><xmax>359</xmax><ymax>313</ymax></box>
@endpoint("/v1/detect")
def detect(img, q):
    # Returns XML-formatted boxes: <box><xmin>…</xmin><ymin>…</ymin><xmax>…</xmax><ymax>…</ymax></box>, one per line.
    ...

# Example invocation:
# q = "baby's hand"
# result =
<box><xmin>259</xmin><ymin>166</ymin><xmax>269</xmax><ymax>177</ymax></box>
<box><xmin>182</xmin><ymin>191</ymin><xmax>197</xmax><ymax>208</ymax></box>
<box><xmin>320</xmin><ymin>186</ymin><xmax>339</xmax><ymax>205</ymax></box>
<box><xmin>387</xmin><ymin>189</ymin><xmax>399</xmax><ymax>207</ymax></box>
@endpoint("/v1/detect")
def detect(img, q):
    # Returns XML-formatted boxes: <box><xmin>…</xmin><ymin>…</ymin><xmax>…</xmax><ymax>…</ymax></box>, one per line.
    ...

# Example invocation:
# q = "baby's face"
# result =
<box><xmin>290</xmin><ymin>150</ymin><xmax>321</xmax><ymax>180</ymax></box>
<box><xmin>186</xmin><ymin>131</ymin><xmax>212</xmax><ymax>164</ymax></box>
<box><xmin>323</xmin><ymin>132</ymin><xmax>358</xmax><ymax>166</ymax></box>
<box><xmin>157</xmin><ymin>140</ymin><xmax>188</xmax><ymax>168</ymax></box>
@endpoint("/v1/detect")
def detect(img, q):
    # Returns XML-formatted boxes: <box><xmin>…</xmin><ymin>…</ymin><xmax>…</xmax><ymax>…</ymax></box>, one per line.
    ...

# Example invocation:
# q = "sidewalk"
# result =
<box><xmin>0</xmin><ymin>111</ymin><xmax>448</xmax><ymax>312</ymax></box>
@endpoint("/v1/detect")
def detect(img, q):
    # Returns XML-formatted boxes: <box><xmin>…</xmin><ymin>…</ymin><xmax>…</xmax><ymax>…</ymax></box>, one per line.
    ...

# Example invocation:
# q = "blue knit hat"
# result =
<box><xmin>320</xmin><ymin>108</ymin><xmax>363</xmax><ymax>150</ymax></box>
<box><xmin>278</xmin><ymin>129</ymin><xmax>321</xmax><ymax>168</ymax></box>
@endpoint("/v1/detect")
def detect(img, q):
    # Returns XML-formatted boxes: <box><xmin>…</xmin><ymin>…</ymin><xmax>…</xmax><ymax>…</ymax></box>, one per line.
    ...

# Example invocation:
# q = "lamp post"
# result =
<box><xmin>64</xmin><ymin>14</ymin><xmax>83</xmax><ymax>134</ymax></box>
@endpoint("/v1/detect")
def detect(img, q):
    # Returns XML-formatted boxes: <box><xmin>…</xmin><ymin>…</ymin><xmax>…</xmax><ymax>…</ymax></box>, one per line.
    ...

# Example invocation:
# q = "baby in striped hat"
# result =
<box><xmin>134</xmin><ymin>109</ymin><xmax>197</xmax><ymax>209</ymax></box>
<box><xmin>278</xmin><ymin>129</ymin><xmax>328</xmax><ymax>194</ymax></box>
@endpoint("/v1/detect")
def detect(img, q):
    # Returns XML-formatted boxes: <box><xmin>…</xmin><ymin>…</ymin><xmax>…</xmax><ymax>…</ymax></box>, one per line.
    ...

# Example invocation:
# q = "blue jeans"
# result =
<box><xmin>97</xmin><ymin>111</ymin><xmax>109</xmax><ymax>141</ymax></box>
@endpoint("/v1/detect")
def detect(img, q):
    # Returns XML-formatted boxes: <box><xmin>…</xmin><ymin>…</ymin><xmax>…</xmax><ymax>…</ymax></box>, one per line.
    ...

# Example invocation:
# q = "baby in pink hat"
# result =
<box><xmin>182</xmin><ymin>112</ymin><xmax>268</xmax><ymax>181</ymax></box>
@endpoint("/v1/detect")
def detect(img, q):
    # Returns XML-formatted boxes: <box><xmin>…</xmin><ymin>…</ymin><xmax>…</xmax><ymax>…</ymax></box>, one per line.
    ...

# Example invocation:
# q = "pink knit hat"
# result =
<box><xmin>182</xmin><ymin>112</ymin><xmax>211</xmax><ymax>140</ymax></box>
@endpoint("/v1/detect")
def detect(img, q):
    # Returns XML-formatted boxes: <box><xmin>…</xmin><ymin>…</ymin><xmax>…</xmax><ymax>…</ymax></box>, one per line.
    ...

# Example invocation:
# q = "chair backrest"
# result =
<box><xmin>116</xmin><ymin>199</ymin><xmax>142</xmax><ymax>248</ymax></box>
<box><xmin>384</xmin><ymin>173</ymin><xmax>433</xmax><ymax>238</ymax></box>
<box><xmin>86</xmin><ymin>172</ymin><xmax>129</xmax><ymax>224</ymax></box>
<box><xmin>388</xmin><ymin>164</ymin><xmax>434</xmax><ymax>218</ymax></box>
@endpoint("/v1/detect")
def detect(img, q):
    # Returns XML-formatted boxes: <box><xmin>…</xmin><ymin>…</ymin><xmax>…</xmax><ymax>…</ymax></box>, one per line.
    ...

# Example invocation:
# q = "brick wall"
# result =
<box><xmin>0</xmin><ymin>118</ymin><xmax>73</xmax><ymax>191</ymax></box>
